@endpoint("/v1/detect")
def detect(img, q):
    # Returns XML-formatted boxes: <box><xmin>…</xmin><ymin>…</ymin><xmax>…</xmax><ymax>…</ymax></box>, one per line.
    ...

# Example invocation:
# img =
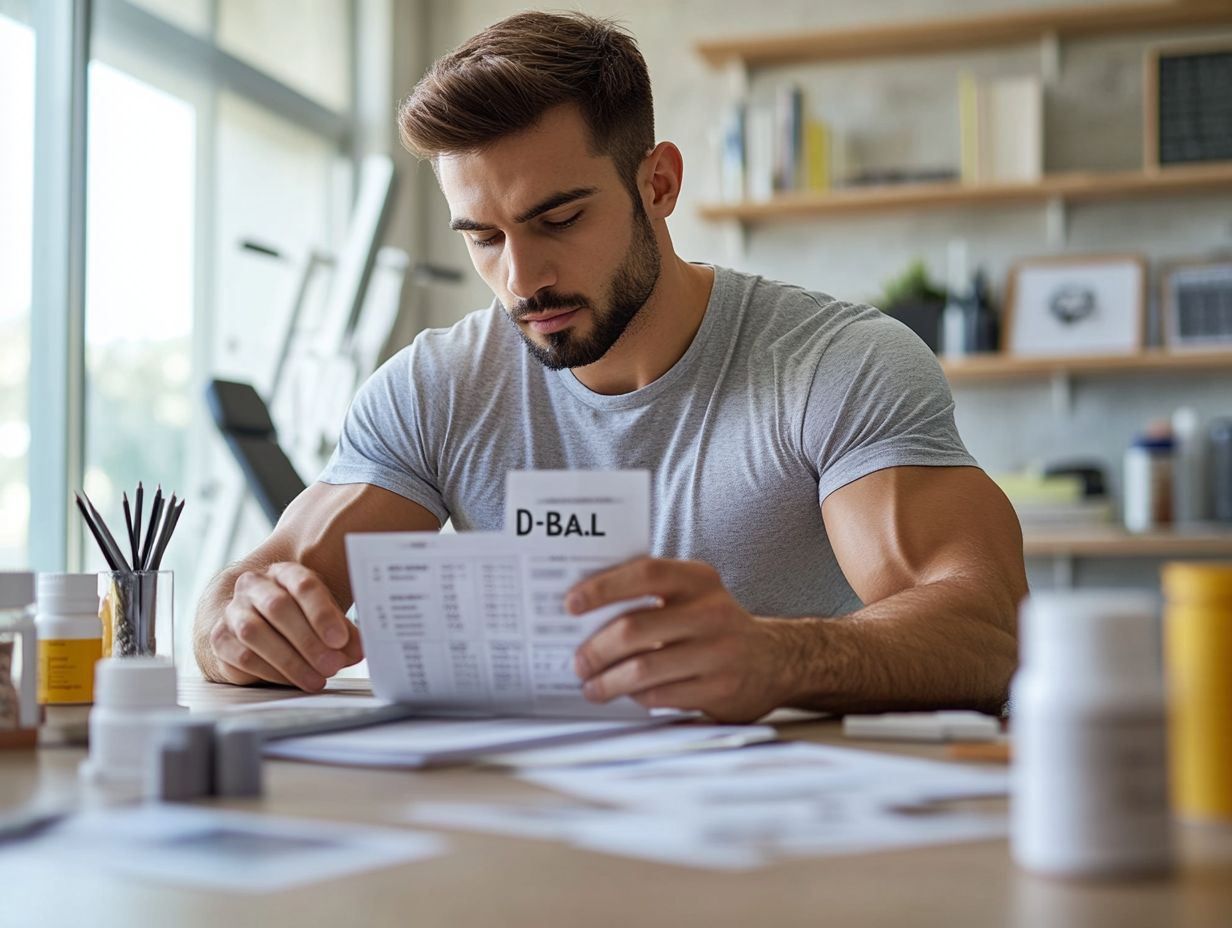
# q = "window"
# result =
<box><xmin>0</xmin><ymin>3</ymin><xmax>35</xmax><ymax>568</ymax></box>
<box><xmin>79</xmin><ymin>0</ymin><xmax>355</xmax><ymax>655</ymax></box>
<box><xmin>82</xmin><ymin>61</ymin><xmax>196</xmax><ymax>570</ymax></box>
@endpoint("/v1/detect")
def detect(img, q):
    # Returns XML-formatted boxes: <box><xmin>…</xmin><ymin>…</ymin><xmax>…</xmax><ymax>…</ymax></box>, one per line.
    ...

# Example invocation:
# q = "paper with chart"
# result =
<box><xmin>409</xmin><ymin>741</ymin><xmax>1009</xmax><ymax>870</ymax></box>
<box><xmin>346</xmin><ymin>470</ymin><xmax>659</xmax><ymax>719</ymax></box>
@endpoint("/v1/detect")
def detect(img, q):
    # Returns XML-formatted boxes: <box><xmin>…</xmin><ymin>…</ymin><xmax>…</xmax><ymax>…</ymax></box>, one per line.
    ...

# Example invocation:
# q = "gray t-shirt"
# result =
<box><xmin>319</xmin><ymin>265</ymin><xmax>976</xmax><ymax>618</ymax></box>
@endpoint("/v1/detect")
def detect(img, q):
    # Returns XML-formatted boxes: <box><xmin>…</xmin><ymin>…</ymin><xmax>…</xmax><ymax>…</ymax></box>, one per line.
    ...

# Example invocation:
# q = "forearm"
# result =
<box><xmin>769</xmin><ymin>577</ymin><xmax>1019</xmax><ymax>715</ymax></box>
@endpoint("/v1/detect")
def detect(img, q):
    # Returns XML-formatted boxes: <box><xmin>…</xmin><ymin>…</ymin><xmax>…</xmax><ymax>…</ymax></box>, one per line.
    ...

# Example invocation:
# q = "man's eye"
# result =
<box><xmin>543</xmin><ymin>211</ymin><xmax>582</xmax><ymax>230</ymax></box>
<box><xmin>470</xmin><ymin>232</ymin><xmax>503</xmax><ymax>249</ymax></box>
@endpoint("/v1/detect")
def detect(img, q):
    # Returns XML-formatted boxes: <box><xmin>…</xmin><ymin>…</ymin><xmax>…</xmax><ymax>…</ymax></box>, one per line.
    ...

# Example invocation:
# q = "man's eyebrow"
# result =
<box><xmin>449</xmin><ymin>186</ymin><xmax>598</xmax><ymax>232</ymax></box>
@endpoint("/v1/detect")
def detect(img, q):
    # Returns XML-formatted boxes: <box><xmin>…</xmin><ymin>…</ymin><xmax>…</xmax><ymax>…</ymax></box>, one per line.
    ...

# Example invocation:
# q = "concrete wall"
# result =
<box><xmin>397</xmin><ymin>0</ymin><xmax>1232</xmax><ymax>591</ymax></box>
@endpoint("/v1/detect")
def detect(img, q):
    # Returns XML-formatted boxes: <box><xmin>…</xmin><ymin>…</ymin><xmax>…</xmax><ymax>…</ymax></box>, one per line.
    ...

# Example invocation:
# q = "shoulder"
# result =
<box><xmin>368</xmin><ymin>302</ymin><xmax>518</xmax><ymax>392</ymax></box>
<box><xmin>715</xmin><ymin>266</ymin><xmax>919</xmax><ymax>375</ymax></box>
<box><xmin>409</xmin><ymin>303</ymin><xmax>515</xmax><ymax>371</ymax></box>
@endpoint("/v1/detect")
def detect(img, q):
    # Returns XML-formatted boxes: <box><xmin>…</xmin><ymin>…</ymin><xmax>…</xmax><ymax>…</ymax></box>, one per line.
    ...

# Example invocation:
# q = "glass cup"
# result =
<box><xmin>98</xmin><ymin>571</ymin><xmax>174</xmax><ymax>661</ymax></box>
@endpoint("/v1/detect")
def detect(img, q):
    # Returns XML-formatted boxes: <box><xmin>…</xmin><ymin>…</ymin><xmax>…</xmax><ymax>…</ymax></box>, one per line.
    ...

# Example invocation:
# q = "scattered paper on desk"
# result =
<box><xmin>566</xmin><ymin>800</ymin><xmax>1003</xmax><ymax>870</ymax></box>
<box><xmin>264</xmin><ymin>715</ymin><xmax>674</xmax><ymax>768</ymax></box>
<box><xmin>7</xmin><ymin>805</ymin><xmax>443</xmax><ymax>893</ymax></box>
<box><xmin>405</xmin><ymin>742</ymin><xmax>1009</xmax><ymax>870</ymax></box>
<box><xmin>226</xmin><ymin>694</ymin><xmax>393</xmax><ymax>713</ymax></box>
<box><xmin>519</xmin><ymin>741</ymin><xmax>1008</xmax><ymax>809</ymax></box>
<box><xmin>480</xmin><ymin>723</ymin><xmax>777</xmax><ymax>768</ymax></box>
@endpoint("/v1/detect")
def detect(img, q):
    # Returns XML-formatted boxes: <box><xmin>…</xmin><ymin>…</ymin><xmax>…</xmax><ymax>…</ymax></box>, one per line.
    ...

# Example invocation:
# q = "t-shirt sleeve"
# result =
<box><xmin>800</xmin><ymin>311</ymin><xmax>977</xmax><ymax>504</ymax></box>
<box><xmin>316</xmin><ymin>342</ymin><xmax>450</xmax><ymax>524</ymax></box>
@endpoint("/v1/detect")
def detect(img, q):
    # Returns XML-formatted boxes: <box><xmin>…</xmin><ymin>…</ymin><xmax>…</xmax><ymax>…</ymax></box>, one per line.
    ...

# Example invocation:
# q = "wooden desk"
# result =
<box><xmin>3</xmin><ymin>680</ymin><xmax>1230</xmax><ymax>928</ymax></box>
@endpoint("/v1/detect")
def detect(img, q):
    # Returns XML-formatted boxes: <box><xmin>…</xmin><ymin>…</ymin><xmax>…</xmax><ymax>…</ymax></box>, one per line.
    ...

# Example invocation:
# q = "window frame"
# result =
<box><xmin>27</xmin><ymin>0</ymin><xmax>358</xmax><ymax>571</ymax></box>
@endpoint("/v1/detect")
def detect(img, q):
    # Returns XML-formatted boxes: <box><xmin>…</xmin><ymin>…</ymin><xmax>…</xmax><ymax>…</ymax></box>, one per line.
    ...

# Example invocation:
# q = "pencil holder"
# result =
<box><xmin>98</xmin><ymin>571</ymin><xmax>174</xmax><ymax>661</ymax></box>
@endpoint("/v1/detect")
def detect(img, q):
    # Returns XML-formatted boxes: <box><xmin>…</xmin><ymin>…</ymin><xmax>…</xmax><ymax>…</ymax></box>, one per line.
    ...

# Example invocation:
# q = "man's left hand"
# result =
<box><xmin>567</xmin><ymin>557</ymin><xmax>794</xmax><ymax>723</ymax></box>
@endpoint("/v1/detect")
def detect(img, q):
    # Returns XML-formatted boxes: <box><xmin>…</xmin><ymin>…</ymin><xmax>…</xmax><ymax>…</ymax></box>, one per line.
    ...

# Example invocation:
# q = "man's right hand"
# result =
<box><xmin>208</xmin><ymin>562</ymin><xmax>364</xmax><ymax>691</ymax></box>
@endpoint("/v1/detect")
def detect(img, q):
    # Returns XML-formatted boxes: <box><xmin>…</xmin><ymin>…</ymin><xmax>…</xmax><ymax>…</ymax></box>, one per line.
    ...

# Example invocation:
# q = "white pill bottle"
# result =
<box><xmin>36</xmin><ymin>572</ymin><xmax>103</xmax><ymax>706</ymax></box>
<box><xmin>1011</xmin><ymin>591</ymin><xmax>1173</xmax><ymax>877</ymax></box>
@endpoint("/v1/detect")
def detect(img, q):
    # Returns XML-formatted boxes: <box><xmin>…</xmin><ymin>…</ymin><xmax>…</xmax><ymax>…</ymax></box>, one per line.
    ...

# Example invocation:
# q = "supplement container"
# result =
<box><xmin>36</xmin><ymin>573</ymin><xmax>103</xmax><ymax>706</ymax></box>
<box><xmin>81</xmin><ymin>656</ymin><xmax>184</xmax><ymax>787</ymax></box>
<box><xmin>1123</xmin><ymin>431</ymin><xmax>1174</xmax><ymax>532</ymax></box>
<box><xmin>1162</xmin><ymin>562</ymin><xmax>1232</xmax><ymax>822</ymax></box>
<box><xmin>1011</xmin><ymin>591</ymin><xmax>1172</xmax><ymax>878</ymax></box>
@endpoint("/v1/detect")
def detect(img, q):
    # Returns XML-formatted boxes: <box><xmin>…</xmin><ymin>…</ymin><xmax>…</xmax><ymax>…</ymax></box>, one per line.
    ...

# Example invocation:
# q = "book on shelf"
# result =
<box><xmin>994</xmin><ymin>472</ymin><xmax>1113</xmax><ymax>529</ymax></box>
<box><xmin>734</xmin><ymin>84</ymin><xmax>834</xmax><ymax>201</ymax></box>
<box><xmin>773</xmin><ymin>84</ymin><xmax>803</xmax><ymax>193</ymax></box>
<box><xmin>746</xmin><ymin>104</ymin><xmax>775</xmax><ymax>201</ymax></box>
<box><xmin>719</xmin><ymin>101</ymin><xmax>746</xmax><ymax>203</ymax></box>
<box><xmin>959</xmin><ymin>72</ymin><xmax>1043</xmax><ymax>185</ymax></box>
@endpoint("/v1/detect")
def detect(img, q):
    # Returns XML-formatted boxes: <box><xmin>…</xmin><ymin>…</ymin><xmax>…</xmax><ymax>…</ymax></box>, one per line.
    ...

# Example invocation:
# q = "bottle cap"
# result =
<box><xmin>94</xmin><ymin>657</ymin><xmax>178</xmax><ymax>710</ymax></box>
<box><xmin>0</xmin><ymin>572</ymin><xmax>35</xmax><ymax>610</ymax></box>
<box><xmin>1020</xmin><ymin>590</ymin><xmax>1161</xmax><ymax>682</ymax></box>
<box><xmin>37</xmin><ymin>573</ymin><xmax>100</xmax><ymax>615</ymax></box>
<box><xmin>1132</xmin><ymin>434</ymin><xmax>1175</xmax><ymax>451</ymax></box>
<box><xmin>1162</xmin><ymin>562</ymin><xmax>1232</xmax><ymax>606</ymax></box>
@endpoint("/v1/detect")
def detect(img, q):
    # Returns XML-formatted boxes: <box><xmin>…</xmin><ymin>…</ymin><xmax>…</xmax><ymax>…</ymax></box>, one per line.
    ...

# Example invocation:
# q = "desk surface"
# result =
<box><xmin>3</xmin><ymin>679</ymin><xmax>1231</xmax><ymax>928</ymax></box>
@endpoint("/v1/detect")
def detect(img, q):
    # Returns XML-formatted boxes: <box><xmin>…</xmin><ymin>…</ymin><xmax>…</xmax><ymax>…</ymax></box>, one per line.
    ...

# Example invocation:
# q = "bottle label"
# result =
<box><xmin>37</xmin><ymin>638</ymin><xmax>102</xmax><ymax>705</ymax></box>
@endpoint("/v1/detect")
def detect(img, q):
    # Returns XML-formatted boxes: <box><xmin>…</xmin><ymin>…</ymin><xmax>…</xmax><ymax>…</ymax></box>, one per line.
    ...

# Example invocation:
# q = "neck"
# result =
<box><xmin>571</xmin><ymin>249</ymin><xmax>714</xmax><ymax>396</ymax></box>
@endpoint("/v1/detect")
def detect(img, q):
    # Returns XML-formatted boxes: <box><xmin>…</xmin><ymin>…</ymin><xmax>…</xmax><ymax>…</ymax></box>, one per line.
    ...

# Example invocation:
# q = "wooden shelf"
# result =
<box><xmin>696</xmin><ymin>1</ymin><xmax>1232</xmax><ymax>68</ymax></box>
<box><xmin>697</xmin><ymin>163</ymin><xmax>1232</xmax><ymax>224</ymax></box>
<box><xmin>1023</xmin><ymin>526</ymin><xmax>1232</xmax><ymax>557</ymax></box>
<box><xmin>940</xmin><ymin>349</ymin><xmax>1232</xmax><ymax>384</ymax></box>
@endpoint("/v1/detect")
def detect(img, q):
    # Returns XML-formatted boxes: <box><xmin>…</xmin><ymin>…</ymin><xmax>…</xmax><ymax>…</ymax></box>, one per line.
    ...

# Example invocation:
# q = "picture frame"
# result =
<box><xmin>1144</xmin><ymin>40</ymin><xmax>1232</xmax><ymax>169</ymax></box>
<box><xmin>1003</xmin><ymin>254</ymin><xmax>1147</xmax><ymax>358</ymax></box>
<box><xmin>1161</xmin><ymin>259</ymin><xmax>1232</xmax><ymax>352</ymax></box>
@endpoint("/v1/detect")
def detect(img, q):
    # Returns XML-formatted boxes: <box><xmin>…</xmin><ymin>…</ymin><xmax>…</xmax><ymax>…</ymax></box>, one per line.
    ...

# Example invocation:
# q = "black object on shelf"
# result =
<box><xmin>1154</xmin><ymin>47</ymin><xmax>1232</xmax><ymax>166</ymax></box>
<box><xmin>964</xmin><ymin>268</ymin><xmax>1000</xmax><ymax>354</ymax></box>
<box><xmin>205</xmin><ymin>380</ymin><xmax>307</xmax><ymax>525</ymax></box>
<box><xmin>1043</xmin><ymin>462</ymin><xmax>1109</xmax><ymax>500</ymax></box>
<box><xmin>1212</xmin><ymin>419</ymin><xmax>1232</xmax><ymax>523</ymax></box>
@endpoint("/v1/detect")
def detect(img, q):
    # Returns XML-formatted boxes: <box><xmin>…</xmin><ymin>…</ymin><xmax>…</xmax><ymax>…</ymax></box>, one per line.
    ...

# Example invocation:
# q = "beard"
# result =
<box><xmin>502</xmin><ymin>206</ymin><xmax>661</xmax><ymax>370</ymax></box>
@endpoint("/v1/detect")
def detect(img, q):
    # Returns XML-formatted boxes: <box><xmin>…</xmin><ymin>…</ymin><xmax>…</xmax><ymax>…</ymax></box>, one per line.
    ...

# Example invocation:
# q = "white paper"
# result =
<box><xmin>408</xmin><ymin>787</ymin><xmax>1004</xmax><ymax>872</ymax></box>
<box><xmin>263</xmin><ymin>715</ymin><xmax>673</xmax><ymax>768</ymax></box>
<box><xmin>565</xmin><ymin>799</ymin><xmax>1004</xmax><ymax>869</ymax></box>
<box><xmin>408</xmin><ymin>800</ymin><xmax>766</xmax><ymax>871</ymax></box>
<box><xmin>346</xmin><ymin>530</ymin><xmax>664</xmax><ymax>719</ymax></box>
<box><xmin>520</xmin><ymin>741</ymin><xmax>1008</xmax><ymax>809</ymax></box>
<box><xmin>498</xmin><ymin>741</ymin><xmax>1008</xmax><ymax>868</ymax></box>
<box><xmin>9</xmin><ymin>805</ymin><xmax>443</xmax><ymax>893</ymax></box>
<box><xmin>504</xmin><ymin>469</ymin><xmax>650</xmax><ymax>560</ymax></box>
<box><xmin>480</xmin><ymin>723</ymin><xmax>778</xmax><ymax>768</ymax></box>
<box><xmin>224</xmin><ymin>694</ymin><xmax>393</xmax><ymax>713</ymax></box>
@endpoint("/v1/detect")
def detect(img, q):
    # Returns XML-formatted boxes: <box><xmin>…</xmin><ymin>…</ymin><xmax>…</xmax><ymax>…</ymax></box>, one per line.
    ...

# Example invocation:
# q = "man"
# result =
<box><xmin>194</xmin><ymin>11</ymin><xmax>1026</xmax><ymax>723</ymax></box>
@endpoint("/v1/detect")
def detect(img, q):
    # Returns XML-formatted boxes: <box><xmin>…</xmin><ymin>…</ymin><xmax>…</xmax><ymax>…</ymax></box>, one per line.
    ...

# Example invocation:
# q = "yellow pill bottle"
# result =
<box><xmin>1162</xmin><ymin>562</ymin><xmax>1232</xmax><ymax>822</ymax></box>
<box><xmin>36</xmin><ymin>573</ymin><xmax>103</xmax><ymax>706</ymax></box>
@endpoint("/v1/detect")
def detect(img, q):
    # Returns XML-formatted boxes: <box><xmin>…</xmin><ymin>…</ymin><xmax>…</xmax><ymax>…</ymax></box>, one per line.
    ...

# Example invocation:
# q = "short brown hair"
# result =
<box><xmin>398</xmin><ymin>11</ymin><xmax>654</xmax><ymax>195</ymax></box>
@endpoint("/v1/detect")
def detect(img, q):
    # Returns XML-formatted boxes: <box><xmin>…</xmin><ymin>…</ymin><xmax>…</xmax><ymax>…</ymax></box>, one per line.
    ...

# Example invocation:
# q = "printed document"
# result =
<box><xmin>346</xmin><ymin>470</ymin><xmax>658</xmax><ymax>719</ymax></box>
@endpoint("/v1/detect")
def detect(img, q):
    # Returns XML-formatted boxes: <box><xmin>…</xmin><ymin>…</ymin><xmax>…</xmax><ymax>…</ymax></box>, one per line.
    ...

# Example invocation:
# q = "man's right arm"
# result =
<box><xmin>193</xmin><ymin>481</ymin><xmax>441</xmax><ymax>689</ymax></box>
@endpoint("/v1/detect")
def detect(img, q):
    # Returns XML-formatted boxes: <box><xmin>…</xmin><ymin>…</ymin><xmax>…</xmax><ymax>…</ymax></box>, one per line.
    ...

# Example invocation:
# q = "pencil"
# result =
<box><xmin>149</xmin><ymin>493</ymin><xmax>176</xmax><ymax>568</ymax></box>
<box><xmin>134</xmin><ymin>482</ymin><xmax>144</xmax><ymax>566</ymax></box>
<box><xmin>150</xmin><ymin>498</ymin><xmax>184</xmax><ymax>571</ymax></box>
<box><xmin>74</xmin><ymin>493</ymin><xmax>119</xmax><ymax>571</ymax></box>
<box><xmin>123</xmin><ymin>492</ymin><xmax>138</xmax><ymax>569</ymax></box>
<box><xmin>81</xmin><ymin>491</ymin><xmax>131</xmax><ymax>573</ymax></box>
<box><xmin>138</xmin><ymin>486</ymin><xmax>163</xmax><ymax>571</ymax></box>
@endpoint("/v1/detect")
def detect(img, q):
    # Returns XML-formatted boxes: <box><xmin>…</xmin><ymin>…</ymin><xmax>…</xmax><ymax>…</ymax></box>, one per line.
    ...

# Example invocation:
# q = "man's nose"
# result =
<box><xmin>505</xmin><ymin>237</ymin><xmax>556</xmax><ymax>301</ymax></box>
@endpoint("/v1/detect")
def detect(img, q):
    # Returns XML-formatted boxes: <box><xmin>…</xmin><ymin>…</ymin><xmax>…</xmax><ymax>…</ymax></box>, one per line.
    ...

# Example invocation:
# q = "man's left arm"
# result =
<box><xmin>569</xmin><ymin>464</ymin><xmax>1026</xmax><ymax>722</ymax></box>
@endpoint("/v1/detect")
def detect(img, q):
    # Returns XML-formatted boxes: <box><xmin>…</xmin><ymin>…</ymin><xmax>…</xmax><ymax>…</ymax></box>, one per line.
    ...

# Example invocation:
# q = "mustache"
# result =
<box><xmin>509</xmin><ymin>291</ymin><xmax>592</xmax><ymax>321</ymax></box>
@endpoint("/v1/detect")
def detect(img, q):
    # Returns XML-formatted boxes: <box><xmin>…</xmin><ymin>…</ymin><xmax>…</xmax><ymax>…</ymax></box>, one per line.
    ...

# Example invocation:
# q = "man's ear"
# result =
<box><xmin>640</xmin><ymin>141</ymin><xmax>684</xmax><ymax>221</ymax></box>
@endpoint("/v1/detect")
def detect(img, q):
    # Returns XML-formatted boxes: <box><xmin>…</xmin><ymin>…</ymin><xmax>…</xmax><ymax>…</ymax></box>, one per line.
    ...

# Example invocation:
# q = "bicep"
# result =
<box><xmin>821</xmin><ymin>465</ymin><xmax>1026</xmax><ymax>612</ymax></box>
<box><xmin>253</xmin><ymin>481</ymin><xmax>441</xmax><ymax>610</ymax></box>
